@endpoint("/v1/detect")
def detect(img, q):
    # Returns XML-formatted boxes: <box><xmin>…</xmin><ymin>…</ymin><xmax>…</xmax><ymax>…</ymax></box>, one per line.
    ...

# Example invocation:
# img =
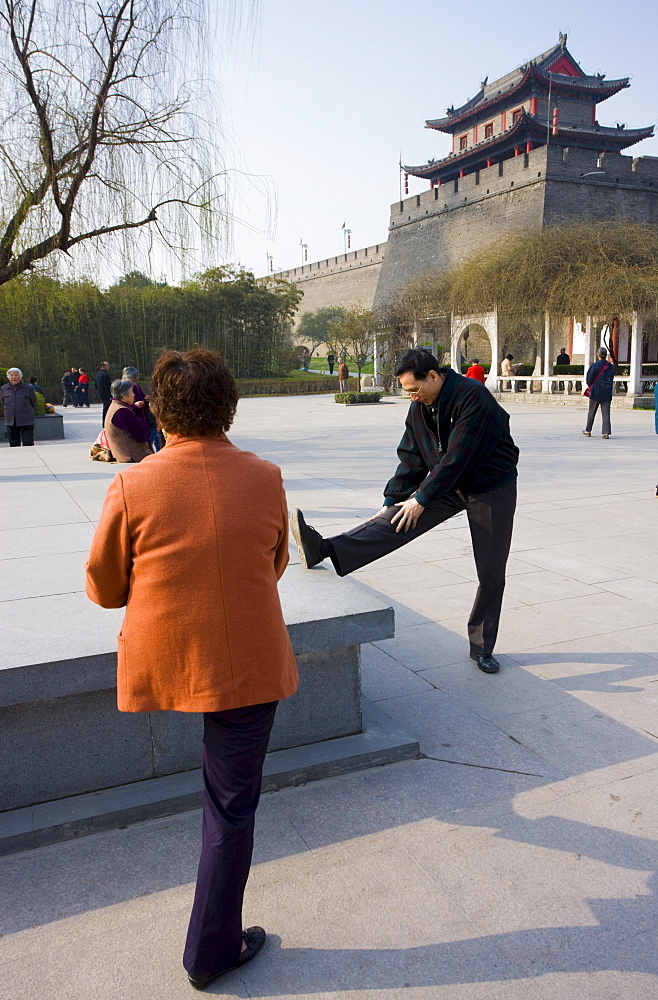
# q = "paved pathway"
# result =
<box><xmin>1</xmin><ymin>397</ymin><xmax>657</xmax><ymax>999</ymax></box>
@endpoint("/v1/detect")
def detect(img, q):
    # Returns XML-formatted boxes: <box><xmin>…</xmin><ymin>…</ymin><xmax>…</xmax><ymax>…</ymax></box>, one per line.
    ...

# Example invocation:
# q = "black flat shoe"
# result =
<box><xmin>289</xmin><ymin>509</ymin><xmax>325</xmax><ymax>569</ymax></box>
<box><xmin>471</xmin><ymin>652</ymin><xmax>500</xmax><ymax>674</ymax></box>
<box><xmin>187</xmin><ymin>926</ymin><xmax>266</xmax><ymax>990</ymax></box>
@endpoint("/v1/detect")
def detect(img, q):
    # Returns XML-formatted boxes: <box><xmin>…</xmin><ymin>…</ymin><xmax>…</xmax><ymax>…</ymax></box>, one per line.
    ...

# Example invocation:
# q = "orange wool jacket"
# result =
<box><xmin>85</xmin><ymin>434</ymin><xmax>299</xmax><ymax>713</ymax></box>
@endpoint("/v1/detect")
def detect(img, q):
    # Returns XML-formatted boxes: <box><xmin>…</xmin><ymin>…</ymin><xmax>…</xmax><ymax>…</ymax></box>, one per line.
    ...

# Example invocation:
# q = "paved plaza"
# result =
<box><xmin>1</xmin><ymin>395</ymin><xmax>657</xmax><ymax>999</ymax></box>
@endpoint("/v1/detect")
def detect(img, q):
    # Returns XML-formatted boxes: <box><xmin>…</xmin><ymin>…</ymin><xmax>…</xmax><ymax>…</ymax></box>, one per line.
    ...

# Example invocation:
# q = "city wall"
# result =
<box><xmin>276</xmin><ymin>244</ymin><xmax>386</xmax><ymax>326</ymax></box>
<box><xmin>276</xmin><ymin>145</ymin><xmax>658</xmax><ymax>324</ymax></box>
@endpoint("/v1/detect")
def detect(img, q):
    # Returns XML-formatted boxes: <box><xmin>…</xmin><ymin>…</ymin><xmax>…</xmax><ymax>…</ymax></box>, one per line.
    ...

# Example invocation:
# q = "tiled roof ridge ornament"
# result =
<box><xmin>559</xmin><ymin>31</ymin><xmax>567</xmax><ymax>47</ymax></box>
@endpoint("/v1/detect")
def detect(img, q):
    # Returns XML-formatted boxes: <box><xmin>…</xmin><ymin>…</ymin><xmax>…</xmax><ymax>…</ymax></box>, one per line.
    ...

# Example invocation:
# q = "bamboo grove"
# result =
<box><xmin>0</xmin><ymin>268</ymin><xmax>302</xmax><ymax>385</ymax></box>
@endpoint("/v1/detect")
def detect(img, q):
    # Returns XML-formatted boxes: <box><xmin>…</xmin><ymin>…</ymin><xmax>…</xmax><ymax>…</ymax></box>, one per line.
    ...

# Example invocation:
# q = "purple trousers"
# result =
<box><xmin>183</xmin><ymin>701</ymin><xmax>278</xmax><ymax>978</ymax></box>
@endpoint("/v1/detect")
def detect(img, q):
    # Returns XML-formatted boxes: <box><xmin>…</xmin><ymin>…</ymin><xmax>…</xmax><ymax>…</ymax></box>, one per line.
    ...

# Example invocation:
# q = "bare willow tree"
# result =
<box><xmin>0</xmin><ymin>0</ymin><xmax>231</xmax><ymax>285</ymax></box>
<box><xmin>327</xmin><ymin>308</ymin><xmax>379</xmax><ymax>383</ymax></box>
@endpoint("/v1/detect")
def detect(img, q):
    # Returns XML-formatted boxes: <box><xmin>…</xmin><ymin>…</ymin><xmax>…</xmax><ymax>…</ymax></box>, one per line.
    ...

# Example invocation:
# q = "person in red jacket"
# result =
<box><xmin>465</xmin><ymin>358</ymin><xmax>486</xmax><ymax>384</ymax></box>
<box><xmin>77</xmin><ymin>368</ymin><xmax>91</xmax><ymax>407</ymax></box>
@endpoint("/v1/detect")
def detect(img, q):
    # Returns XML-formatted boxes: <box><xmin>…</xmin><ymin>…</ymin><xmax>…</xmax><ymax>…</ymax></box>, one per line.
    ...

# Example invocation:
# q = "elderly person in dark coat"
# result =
<box><xmin>583</xmin><ymin>347</ymin><xmax>615</xmax><ymax>439</ymax></box>
<box><xmin>2</xmin><ymin>368</ymin><xmax>36</xmax><ymax>446</ymax></box>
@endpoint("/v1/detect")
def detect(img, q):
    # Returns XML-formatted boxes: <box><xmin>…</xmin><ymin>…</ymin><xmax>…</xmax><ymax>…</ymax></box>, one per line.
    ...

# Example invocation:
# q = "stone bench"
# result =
<box><xmin>0</xmin><ymin>564</ymin><xmax>418</xmax><ymax>854</ymax></box>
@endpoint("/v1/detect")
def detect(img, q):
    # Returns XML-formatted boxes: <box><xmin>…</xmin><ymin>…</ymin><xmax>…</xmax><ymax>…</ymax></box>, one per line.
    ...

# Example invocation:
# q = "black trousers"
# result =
<box><xmin>328</xmin><ymin>479</ymin><xmax>517</xmax><ymax>657</ymax></box>
<box><xmin>8</xmin><ymin>424</ymin><xmax>34</xmax><ymax>446</ymax></box>
<box><xmin>585</xmin><ymin>398</ymin><xmax>611</xmax><ymax>435</ymax></box>
<box><xmin>183</xmin><ymin>701</ymin><xmax>278</xmax><ymax>978</ymax></box>
<box><xmin>101</xmin><ymin>400</ymin><xmax>111</xmax><ymax>424</ymax></box>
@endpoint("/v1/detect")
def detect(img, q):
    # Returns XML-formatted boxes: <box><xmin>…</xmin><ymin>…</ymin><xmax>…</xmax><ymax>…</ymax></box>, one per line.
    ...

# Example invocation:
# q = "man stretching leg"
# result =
<box><xmin>290</xmin><ymin>350</ymin><xmax>519</xmax><ymax>674</ymax></box>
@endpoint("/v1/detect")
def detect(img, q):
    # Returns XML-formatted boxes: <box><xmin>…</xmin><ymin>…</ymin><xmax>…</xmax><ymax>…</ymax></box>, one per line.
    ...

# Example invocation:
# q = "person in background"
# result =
<box><xmin>500</xmin><ymin>354</ymin><xmax>519</xmax><ymax>390</ymax></box>
<box><xmin>70</xmin><ymin>367</ymin><xmax>81</xmax><ymax>406</ymax></box>
<box><xmin>465</xmin><ymin>358</ymin><xmax>486</xmax><ymax>384</ymax></box>
<box><xmin>583</xmin><ymin>347</ymin><xmax>615</xmax><ymax>439</ymax></box>
<box><xmin>122</xmin><ymin>366</ymin><xmax>149</xmax><ymax>425</ymax></box>
<box><xmin>327</xmin><ymin>352</ymin><xmax>335</xmax><ymax>375</ymax></box>
<box><xmin>86</xmin><ymin>348</ymin><xmax>297</xmax><ymax>990</ymax></box>
<box><xmin>78</xmin><ymin>368</ymin><xmax>90</xmax><ymax>407</ymax></box>
<box><xmin>104</xmin><ymin>379</ymin><xmax>151</xmax><ymax>463</ymax></box>
<box><xmin>1</xmin><ymin>368</ymin><xmax>36</xmax><ymax>446</ymax></box>
<box><xmin>338</xmin><ymin>357</ymin><xmax>349</xmax><ymax>392</ymax></box>
<box><xmin>61</xmin><ymin>369</ymin><xmax>76</xmax><ymax>407</ymax></box>
<box><xmin>95</xmin><ymin>362</ymin><xmax>112</xmax><ymax>423</ymax></box>
<box><xmin>29</xmin><ymin>376</ymin><xmax>44</xmax><ymax>396</ymax></box>
<box><xmin>555</xmin><ymin>348</ymin><xmax>570</xmax><ymax>366</ymax></box>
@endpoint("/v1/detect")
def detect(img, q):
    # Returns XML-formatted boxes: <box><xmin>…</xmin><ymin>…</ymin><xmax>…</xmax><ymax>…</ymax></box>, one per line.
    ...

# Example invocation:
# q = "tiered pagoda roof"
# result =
<box><xmin>426</xmin><ymin>41</ymin><xmax>628</xmax><ymax>134</ymax></box>
<box><xmin>404</xmin><ymin>37</ymin><xmax>654</xmax><ymax>185</ymax></box>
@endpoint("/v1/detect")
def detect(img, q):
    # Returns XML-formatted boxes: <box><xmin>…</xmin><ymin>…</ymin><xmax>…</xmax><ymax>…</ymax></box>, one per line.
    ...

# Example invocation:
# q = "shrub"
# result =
<box><xmin>552</xmin><ymin>365</ymin><xmax>584</xmax><ymax>375</ymax></box>
<box><xmin>237</xmin><ymin>377</ymin><xmax>340</xmax><ymax>396</ymax></box>
<box><xmin>514</xmin><ymin>364</ymin><xmax>537</xmax><ymax>376</ymax></box>
<box><xmin>334</xmin><ymin>392</ymin><xmax>382</xmax><ymax>404</ymax></box>
<box><xmin>34</xmin><ymin>391</ymin><xmax>46</xmax><ymax>416</ymax></box>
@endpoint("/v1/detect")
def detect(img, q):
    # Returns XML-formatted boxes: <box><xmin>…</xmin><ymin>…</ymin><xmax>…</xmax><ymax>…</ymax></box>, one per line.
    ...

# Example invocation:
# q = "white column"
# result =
<box><xmin>542</xmin><ymin>311</ymin><xmax>551</xmax><ymax>392</ymax></box>
<box><xmin>583</xmin><ymin>315</ymin><xmax>595</xmax><ymax>381</ymax></box>
<box><xmin>450</xmin><ymin>312</ymin><xmax>459</xmax><ymax>372</ymax></box>
<box><xmin>630</xmin><ymin>311</ymin><xmax>643</xmax><ymax>396</ymax></box>
<box><xmin>485</xmin><ymin>307</ymin><xmax>499</xmax><ymax>390</ymax></box>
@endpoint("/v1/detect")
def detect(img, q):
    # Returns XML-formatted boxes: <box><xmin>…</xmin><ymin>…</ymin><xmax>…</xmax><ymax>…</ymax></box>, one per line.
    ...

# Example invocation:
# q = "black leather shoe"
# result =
<box><xmin>187</xmin><ymin>926</ymin><xmax>266</xmax><ymax>990</ymax></box>
<box><xmin>471</xmin><ymin>652</ymin><xmax>500</xmax><ymax>674</ymax></box>
<box><xmin>290</xmin><ymin>509</ymin><xmax>325</xmax><ymax>569</ymax></box>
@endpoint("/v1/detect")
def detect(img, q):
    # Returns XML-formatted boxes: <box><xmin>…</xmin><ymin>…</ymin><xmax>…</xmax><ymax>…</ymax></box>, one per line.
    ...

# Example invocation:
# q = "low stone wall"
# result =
<box><xmin>0</xmin><ymin>413</ymin><xmax>64</xmax><ymax>441</ymax></box>
<box><xmin>0</xmin><ymin>567</ymin><xmax>395</xmax><ymax>813</ymax></box>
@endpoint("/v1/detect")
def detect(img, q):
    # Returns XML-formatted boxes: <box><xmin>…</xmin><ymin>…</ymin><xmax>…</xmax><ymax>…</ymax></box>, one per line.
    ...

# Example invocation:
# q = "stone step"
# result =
<box><xmin>0</xmin><ymin>701</ymin><xmax>419</xmax><ymax>857</ymax></box>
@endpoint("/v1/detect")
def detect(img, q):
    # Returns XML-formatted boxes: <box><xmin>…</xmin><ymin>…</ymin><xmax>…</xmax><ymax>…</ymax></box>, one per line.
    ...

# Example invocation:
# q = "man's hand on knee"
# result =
<box><xmin>369</xmin><ymin>506</ymin><xmax>390</xmax><ymax>521</ymax></box>
<box><xmin>390</xmin><ymin>498</ymin><xmax>425</xmax><ymax>533</ymax></box>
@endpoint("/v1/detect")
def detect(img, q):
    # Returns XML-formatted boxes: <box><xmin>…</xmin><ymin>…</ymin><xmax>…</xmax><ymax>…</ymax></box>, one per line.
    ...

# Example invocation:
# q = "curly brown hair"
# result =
<box><xmin>150</xmin><ymin>349</ymin><xmax>238</xmax><ymax>436</ymax></box>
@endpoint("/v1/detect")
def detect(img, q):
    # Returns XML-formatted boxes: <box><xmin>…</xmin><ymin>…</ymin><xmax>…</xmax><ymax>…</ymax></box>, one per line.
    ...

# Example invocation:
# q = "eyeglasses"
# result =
<box><xmin>405</xmin><ymin>376</ymin><xmax>427</xmax><ymax>398</ymax></box>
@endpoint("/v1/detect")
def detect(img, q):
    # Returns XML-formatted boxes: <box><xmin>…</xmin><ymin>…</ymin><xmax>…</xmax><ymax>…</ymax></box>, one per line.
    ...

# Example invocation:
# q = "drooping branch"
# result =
<box><xmin>0</xmin><ymin>0</ymin><xmax>232</xmax><ymax>285</ymax></box>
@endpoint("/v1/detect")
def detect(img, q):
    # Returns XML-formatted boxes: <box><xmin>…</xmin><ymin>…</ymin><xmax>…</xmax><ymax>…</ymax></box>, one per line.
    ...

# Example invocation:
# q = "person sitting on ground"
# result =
<box><xmin>29</xmin><ymin>376</ymin><xmax>44</xmax><ymax>396</ymax></box>
<box><xmin>555</xmin><ymin>348</ymin><xmax>570</xmax><ymax>367</ymax></box>
<box><xmin>104</xmin><ymin>378</ymin><xmax>151</xmax><ymax>463</ymax></box>
<box><xmin>465</xmin><ymin>358</ymin><xmax>486</xmax><ymax>384</ymax></box>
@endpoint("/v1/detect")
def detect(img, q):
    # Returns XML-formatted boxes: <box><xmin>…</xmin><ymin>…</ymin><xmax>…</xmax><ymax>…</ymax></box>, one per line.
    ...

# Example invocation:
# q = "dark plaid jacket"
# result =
<box><xmin>383</xmin><ymin>369</ymin><xmax>519</xmax><ymax>507</ymax></box>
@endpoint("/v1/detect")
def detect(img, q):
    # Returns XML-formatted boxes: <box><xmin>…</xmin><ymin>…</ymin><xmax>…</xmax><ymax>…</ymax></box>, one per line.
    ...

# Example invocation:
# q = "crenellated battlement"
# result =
<box><xmin>275</xmin><ymin>243</ymin><xmax>386</xmax><ymax>284</ymax></box>
<box><xmin>390</xmin><ymin>146</ymin><xmax>658</xmax><ymax>232</ymax></box>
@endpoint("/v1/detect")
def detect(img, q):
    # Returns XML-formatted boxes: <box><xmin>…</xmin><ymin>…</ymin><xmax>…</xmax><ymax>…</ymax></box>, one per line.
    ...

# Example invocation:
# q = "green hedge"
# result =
<box><xmin>553</xmin><ymin>365</ymin><xmax>584</xmax><ymax>375</ymax></box>
<box><xmin>237</xmin><ymin>377</ymin><xmax>341</xmax><ymax>396</ymax></box>
<box><xmin>616</xmin><ymin>364</ymin><xmax>658</xmax><ymax>376</ymax></box>
<box><xmin>334</xmin><ymin>392</ymin><xmax>382</xmax><ymax>404</ymax></box>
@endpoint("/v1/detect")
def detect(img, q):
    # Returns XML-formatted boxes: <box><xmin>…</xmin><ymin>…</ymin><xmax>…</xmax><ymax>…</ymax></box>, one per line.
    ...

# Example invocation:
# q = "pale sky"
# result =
<box><xmin>217</xmin><ymin>0</ymin><xmax>658</xmax><ymax>278</ymax></box>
